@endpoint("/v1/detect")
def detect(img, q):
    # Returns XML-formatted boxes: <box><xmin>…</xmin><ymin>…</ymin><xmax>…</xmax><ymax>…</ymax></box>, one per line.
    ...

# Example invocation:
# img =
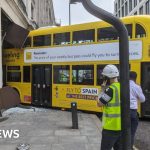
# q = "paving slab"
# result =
<box><xmin>0</xmin><ymin>107</ymin><xmax>102</xmax><ymax>150</ymax></box>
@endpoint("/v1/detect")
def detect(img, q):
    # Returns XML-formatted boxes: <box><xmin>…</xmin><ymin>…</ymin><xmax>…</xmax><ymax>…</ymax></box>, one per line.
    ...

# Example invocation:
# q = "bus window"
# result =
<box><xmin>98</xmin><ymin>24</ymin><xmax>132</xmax><ymax>41</ymax></box>
<box><xmin>73</xmin><ymin>29</ymin><xmax>95</xmax><ymax>44</ymax></box>
<box><xmin>72</xmin><ymin>65</ymin><xmax>94</xmax><ymax>85</ymax></box>
<box><xmin>7</xmin><ymin>66</ymin><xmax>21</xmax><ymax>82</ymax></box>
<box><xmin>97</xmin><ymin>64</ymin><xmax>121</xmax><ymax>86</ymax></box>
<box><xmin>136</xmin><ymin>24</ymin><xmax>146</xmax><ymax>38</ymax></box>
<box><xmin>7</xmin><ymin>72</ymin><xmax>21</xmax><ymax>82</ymax></box>
<box><xmin>53</xmin><ymin>32</ymin><xmax>70</xmax><ymax>45</ymax></box>
<box><xmin>97</xmin><ymin>65</ymin><xmax>106</xmax><ymax>86</ymax></box>
<box><xmin>24</xmin><ymin>37</ymin><xmax>31</xmax><ymax>48</ymax></box>
<box><xmin>98</xmin><ymin>27</ymin><xmax>118</xmax><ymax>41</ymax></box>
<box><xmin>23</xmin><ymin>66</ymin><xmax>30</xmax><ymax>82</ymax></box>
<box><xmin>53</xmin><ymin>65</ymin><xmax>70</xmax><ymax>84</ymax></box>
<box><xmin>125</xmin><ymin>24</ymin><xmax>132</xmax><ymax>38</ymax></box>
<box><xmin>33</xmin><ymin>34</ymin><xmax>51</xmax><ymax>47</ymax></box>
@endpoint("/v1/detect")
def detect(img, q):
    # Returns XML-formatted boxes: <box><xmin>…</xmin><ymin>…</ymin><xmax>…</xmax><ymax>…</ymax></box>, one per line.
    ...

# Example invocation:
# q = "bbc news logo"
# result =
<box><xmin>0</xmin><ymin>130</ymin><xmax>20</xmax><ymax>139</ymax></box>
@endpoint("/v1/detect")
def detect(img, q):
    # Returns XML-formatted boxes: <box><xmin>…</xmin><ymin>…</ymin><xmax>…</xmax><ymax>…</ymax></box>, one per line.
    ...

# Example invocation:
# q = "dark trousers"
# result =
<box><xmin>130</xmin><ymin>109</ymin><xmax>139</xmax><ymax>148</ymax></box>
<box><xmin>101</xmin><ymin>129</ymin><xmax>122</xmax><ymax>150</ymax></box>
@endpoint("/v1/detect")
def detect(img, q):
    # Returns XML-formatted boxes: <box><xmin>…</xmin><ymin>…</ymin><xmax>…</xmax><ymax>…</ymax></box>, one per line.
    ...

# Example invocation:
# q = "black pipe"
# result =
<box><xmin>74</xmin><ymin>0</ymin><xmax>131</xmax><ymax>149</ymax></box>
<box><xmin>71</xmin><ymin>102</ymin><xmax>78</xmax><ymax>129</ymax></box>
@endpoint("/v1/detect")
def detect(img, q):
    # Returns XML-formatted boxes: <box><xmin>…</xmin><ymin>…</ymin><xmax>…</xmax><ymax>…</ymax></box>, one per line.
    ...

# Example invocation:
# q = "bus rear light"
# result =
<box><xmin>24</xmin><ymin>96</ymin><xmax>31</xmax><ymax>102</ymax></box>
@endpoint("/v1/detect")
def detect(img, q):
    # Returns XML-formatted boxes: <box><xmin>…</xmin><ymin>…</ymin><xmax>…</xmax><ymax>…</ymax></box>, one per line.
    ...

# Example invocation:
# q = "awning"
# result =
<box><xmin>4</xmin><ymin>22</ymin><xmax>29</xmax><ymax>49</ymax></box>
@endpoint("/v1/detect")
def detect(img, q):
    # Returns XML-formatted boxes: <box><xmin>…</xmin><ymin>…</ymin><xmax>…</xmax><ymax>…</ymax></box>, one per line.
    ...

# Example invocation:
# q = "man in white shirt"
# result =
<box><xmin>129</xmin><ymin>71</ymin><xmax>145</xmax><ymax>149</ymax></box>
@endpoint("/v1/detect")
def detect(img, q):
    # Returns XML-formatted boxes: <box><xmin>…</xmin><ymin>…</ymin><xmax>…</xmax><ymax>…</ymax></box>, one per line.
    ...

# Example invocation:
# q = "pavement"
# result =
<box><xmin>0</xmin><ymin>107</ymin><xmax>102</xmax><ymax>150</ymax></box>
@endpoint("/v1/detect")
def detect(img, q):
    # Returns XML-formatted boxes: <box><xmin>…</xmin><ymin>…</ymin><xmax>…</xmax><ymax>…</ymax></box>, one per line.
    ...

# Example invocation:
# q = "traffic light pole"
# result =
<box><xmin>70</xmin><ymin>0</ymin><xmax>131</xmax><ymax>149</ymax></box>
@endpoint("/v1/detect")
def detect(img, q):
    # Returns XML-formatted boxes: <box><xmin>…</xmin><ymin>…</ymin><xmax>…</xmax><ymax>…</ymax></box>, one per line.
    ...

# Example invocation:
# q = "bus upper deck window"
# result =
<box><xmin>24</xmin><ymin>37</ymin><xmax>31</xmax><ymax>48</ymax></box>
<box><xmin>73</xmin><ymin>29</ymin><xmax>95</xmax><ymax>44</ymax></box>
<box><xmin>72</xmin><ymin>65</ymin><xmax>94</xmax><ymax>85</ymax></box>
<box><xmin>136</xmin><ymin>24</ymin><xmax>146</xmax><ymax>38</ymax></box>
<box><xmin>33</xmin><ymin>35</ymin><xmax>51</xmax><ymax>47</ymax></box>
<box><xmin>53</xmin><ymin>32</ymin><xmax>70</xmax><ymax>45</ymax></box>
<box><xmin>98</xmin><ymin>27</ymin><xmax>118</xmax><ymax>41</ymax></box>
<box><xmin>125</xmin><ymin>24</ymin><xmax>132</xmax><ymax>39</ymax></box>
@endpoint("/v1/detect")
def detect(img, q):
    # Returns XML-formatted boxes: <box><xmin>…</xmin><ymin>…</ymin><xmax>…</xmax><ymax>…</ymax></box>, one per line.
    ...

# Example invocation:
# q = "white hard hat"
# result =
<box><xmin>102</xmin><ymin>65</ymin><xmax>119</xmax><ymax>78</ymax></box>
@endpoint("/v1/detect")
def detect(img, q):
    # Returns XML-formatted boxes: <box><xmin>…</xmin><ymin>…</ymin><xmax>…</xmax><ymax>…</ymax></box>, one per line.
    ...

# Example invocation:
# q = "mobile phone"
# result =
<box><xmin>102</xmin><ymin>76</ymin><xmax>110</xmax><ymax>85</ymax></box>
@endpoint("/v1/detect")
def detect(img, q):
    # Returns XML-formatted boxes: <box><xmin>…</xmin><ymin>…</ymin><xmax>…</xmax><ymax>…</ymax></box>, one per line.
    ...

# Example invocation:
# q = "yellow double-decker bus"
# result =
<box><xmin>2</xmin><ymin>15</ymin><xmax>150</xmax><ymax>117</ymax></box>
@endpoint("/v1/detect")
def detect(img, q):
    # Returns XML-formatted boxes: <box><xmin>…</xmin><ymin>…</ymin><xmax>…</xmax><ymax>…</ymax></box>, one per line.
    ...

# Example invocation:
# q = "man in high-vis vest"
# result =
<box><xmin>97</xmin><ymin>65</ymin><xmax>122</xmax><ymax>150</ymax></box>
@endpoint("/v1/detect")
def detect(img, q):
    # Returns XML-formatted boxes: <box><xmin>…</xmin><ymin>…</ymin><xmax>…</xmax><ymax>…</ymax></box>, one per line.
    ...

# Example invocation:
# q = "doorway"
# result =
<box><xmin>32</xmin><ymin>65</ymin><xmax>52</xmax><ymax>107</ymax></box>
<box><xmin>141</xmin><ymin>63</ymin><xmax>150</xmax><ymax>117</ymax></box>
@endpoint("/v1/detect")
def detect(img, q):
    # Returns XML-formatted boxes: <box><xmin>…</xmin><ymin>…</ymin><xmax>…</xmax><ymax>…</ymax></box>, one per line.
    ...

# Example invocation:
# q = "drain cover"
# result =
<box><xmin>16</xmin><ymin>144</ymin><xmax>30</xmax><ymax>150</ymax></box>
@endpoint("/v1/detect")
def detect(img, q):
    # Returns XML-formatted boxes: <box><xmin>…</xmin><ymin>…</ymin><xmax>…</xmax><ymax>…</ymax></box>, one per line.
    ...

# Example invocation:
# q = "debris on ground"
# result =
<box><xmin>2</xmin><ymin>106</ymin><xmax>48</xmax><ymax>117</ymax></box>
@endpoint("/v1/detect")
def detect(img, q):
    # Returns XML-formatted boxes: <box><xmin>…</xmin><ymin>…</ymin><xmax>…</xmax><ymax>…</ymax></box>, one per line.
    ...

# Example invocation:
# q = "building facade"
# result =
<box><xmin>23</xmin><ymin>0</ymin><xmax>56</xmax><ymax>27</ymax></box>
<box><xmin>114</xmin><ymin>0</ymin><xmax>150</xmax><ymax>17</ymax></box>
<box><xmin>0</xmin><ymin>0</ymin><xmax>56</xmax><ymax>88</ymax></box>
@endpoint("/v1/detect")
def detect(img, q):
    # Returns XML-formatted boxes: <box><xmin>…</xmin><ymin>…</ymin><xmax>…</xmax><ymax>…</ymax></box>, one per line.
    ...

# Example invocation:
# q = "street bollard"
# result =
<box><xmin>71</xmin><ymin>102</ymin><xmax>78</xmax><ymax>129</ymax></box>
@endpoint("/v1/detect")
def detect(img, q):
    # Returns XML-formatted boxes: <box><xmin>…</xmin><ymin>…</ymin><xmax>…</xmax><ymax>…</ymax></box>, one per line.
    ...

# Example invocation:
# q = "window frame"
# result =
<box><xmin>53</xmin><ymin>65</ymin><xmax>70</xmax><ymax>84</ymax></box>
<box><xmin>97</xmin><ymin>26</ymin><xmax>118</xmax><ymax>41</ymax></box>
<box><xmin>97</xmin><ymin>24</ymin><xmax>133</xmax><ymax>42</ymax></box>
<box><xmin>7</xmin><ymin>71</ymin><xmax>21</xmax><ymax>82</ymax></box>
<box><xmin>72</xmin><ymin>65</ymin><xmax>94</xmax><ymax>85</ymax></box>
<box><xmin>6</xmin><ymin>66</ymin><xmax>21</xmax><ymax>82</ymax></box>
<box><xmin>53</xmin><ymin>32</ymin><xmax>71</xmax><ymax>46</ymax></box>
<box><xmin>72</xmin><ymin>29</ymin><xmax>95</xmax><ymax>44</ymax></box>
<box><xmin>33</xmin><ymin>34</ymin><xmax>51</xmax><ymax>47</ymax></box>
<box><xmin>135</xmin><ymin>23</ymin><xmax>146</xmax><ymax>38</ymax></box>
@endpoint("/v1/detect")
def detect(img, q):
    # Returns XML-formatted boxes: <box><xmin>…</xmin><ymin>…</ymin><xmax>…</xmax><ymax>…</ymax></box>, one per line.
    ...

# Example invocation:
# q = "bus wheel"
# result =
<box><xmin>13</xmin><ymin>88</ymin><xmax>20</xmax><ymax>98</ymax></box>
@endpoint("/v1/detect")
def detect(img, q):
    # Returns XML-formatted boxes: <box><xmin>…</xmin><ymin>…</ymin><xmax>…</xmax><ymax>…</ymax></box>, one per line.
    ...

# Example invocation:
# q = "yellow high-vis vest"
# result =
<box><xmin>102</xmin><ymin>82</ymin><xmax>121</xmax><ymax>131</ymax></box>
